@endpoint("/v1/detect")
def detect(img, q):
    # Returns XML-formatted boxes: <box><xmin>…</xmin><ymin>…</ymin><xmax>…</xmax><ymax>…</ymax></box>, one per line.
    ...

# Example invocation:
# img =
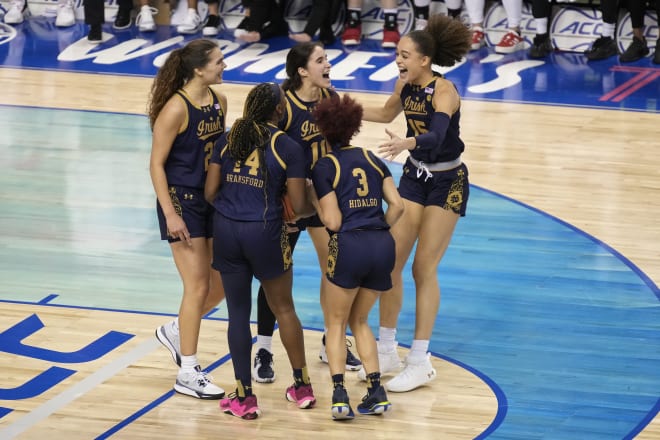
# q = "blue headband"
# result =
<box><xmin>268</xmin><ymin>82</ymin><xmax>281</xmax><ymax>106</ymax></box>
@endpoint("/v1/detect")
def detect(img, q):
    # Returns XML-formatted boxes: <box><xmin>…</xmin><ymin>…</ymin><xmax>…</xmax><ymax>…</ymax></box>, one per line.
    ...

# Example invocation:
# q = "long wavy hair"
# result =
<box><xmin>147</xmin><ymin>39</ymin><xmax>219</xmax><ymax>129</ymax></box>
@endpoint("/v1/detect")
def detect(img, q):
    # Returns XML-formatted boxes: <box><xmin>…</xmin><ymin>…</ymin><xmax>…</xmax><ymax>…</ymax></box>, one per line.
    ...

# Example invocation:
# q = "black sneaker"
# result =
<box><xmin>252</xmin><ymin>348</ymin><xmax>275</xmax><ymax>383</ymax></box>
<box><xmin>529</xmin><ymin>33</ymin><xmax>553</xmax><ymax>59</ymax></box>
<box><xmin>233</xmin><ymin>16</ymin><xmax>252</xmax><ymax>38</ymax></box>
<box><xmin>331</xmin><ymin>386</ymin><xmax>355</xmax><ymax>420</ymax></box>
<box><xmin>113</xmin><ymin>7</ymin><xmax>131</xmax><ymax>30</ymax></box>
<box><xmin>260</xmin><ymin>17</ymin><xmax>288</xmax><ymax>40</ymax></box>
<box><xmin>203</xmin><ymin>14</ymin><xmax>220</xmax><ymax>36</ymax></box>
<box><xmin>356</xmin><ymin>385</ymin><xmax>391</xmax><ymax>415</ymax></box>
<box><xmin>654</xmin><ymin>40</ymin><xmax>660</xmax><ymax>65</ymax></box>
<box><xmin>87</xmin><ymin>24</ymin><xmax>102</xmax><ymax>43</ymax></box>
<box><xmin>319</xmin><ymin>24</ymin><xmax>335</xmax><ymax>46</ymax></box>
<box><xmin>619</xmin><ymin>36</ymin><xmax>650</xmax><ymax>63</ymax></box>
<box><xmin>585</xmin><ymin>36</ymin><xmax>617</xmax><ymax>61</ymax></box>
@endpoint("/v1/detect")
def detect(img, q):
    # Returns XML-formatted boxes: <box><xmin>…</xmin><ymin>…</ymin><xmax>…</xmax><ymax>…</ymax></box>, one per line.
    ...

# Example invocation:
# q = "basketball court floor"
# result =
<box><xmin>1</xmin><ymin>5</ymin><xmax>659</xmax><ymax>439</ymax></box>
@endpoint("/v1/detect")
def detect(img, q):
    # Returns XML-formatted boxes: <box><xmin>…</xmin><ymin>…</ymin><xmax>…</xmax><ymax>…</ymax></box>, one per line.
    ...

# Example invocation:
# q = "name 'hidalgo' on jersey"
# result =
<box><xmin>279</xmin><ymin>87</ymin><xmax>337</xmax><ymax>176</ymax></box>
<box><xmin>312</xmin><ymin>146</ymin><xmax>392</xmax><ymax>233</ymax></box>
<box><xmin>210</xmin><ymin>124</ymin><xmax>306</xmax><ymax>222</ymax></box>
<box><xmin>401</xmin><ymin>76</ymin><xmax>464</xmax><ymax>164</ymax></box>
<box><xmin>164</xmin><ymin>88</ymin><xmax>225</xmax><ymax>189</ymax></box>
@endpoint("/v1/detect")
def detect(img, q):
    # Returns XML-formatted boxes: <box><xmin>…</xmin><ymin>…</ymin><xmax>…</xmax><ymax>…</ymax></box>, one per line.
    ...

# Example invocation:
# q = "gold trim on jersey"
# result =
<box><xmin>362</xmin><ymin>149</ymin><xmax>385</xmax><ymax>178</ymax></box>
<box><xmin>325</xmin><ymin>154</ymin><xmax>341</xmax><ymax>190</ymax></box>
<box><xmin>173</xmin><ymin>93</ymin><xmax>189</xmax><ymax>135</ymax></box>
<box><xmin>268</xmin><ymin>127</ymin><xmax>287</xmax><ymax>170</ymax></box>
<box><xmin>327</xmin><ymin>233</ymin><xmax>338</xmax><ymax>279</ymax></box>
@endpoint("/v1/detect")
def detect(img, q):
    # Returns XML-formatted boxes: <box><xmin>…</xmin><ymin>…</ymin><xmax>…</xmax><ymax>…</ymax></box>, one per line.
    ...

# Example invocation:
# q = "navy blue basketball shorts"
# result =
<box><xmin>156</xmin><ymin>185</ymin><xmax>213</xmax><ymax>242</ymax></box>
<box><xmin>326</xmin><ymin>229</ymin><xmax>395</xmax><ymax>291</ymax></box>
<box><xmin>398</xmin><ymin>162</ymin><xmax>469</xmax><ymax>216</ymax></box>
<box><xmin>212</xmin><ymin>213</ymin><xmax>293</xmax><ymax>281</ymax></box>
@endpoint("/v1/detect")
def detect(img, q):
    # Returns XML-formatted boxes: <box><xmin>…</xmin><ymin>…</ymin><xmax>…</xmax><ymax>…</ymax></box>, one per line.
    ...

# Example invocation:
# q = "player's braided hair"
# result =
<box><xmin>227</xmin><ymin>82</ymin><xmax>281</xmax><ymax>221</ymax></box>
<box><xmin>147</xmin><ymin>39</ymin><xmax>219</xmax><ymax>129</ymax></box>
<box><xmin>407</xmin><ymin>14</ymin><xmax>471</xmax><ymax>67</ymax></box>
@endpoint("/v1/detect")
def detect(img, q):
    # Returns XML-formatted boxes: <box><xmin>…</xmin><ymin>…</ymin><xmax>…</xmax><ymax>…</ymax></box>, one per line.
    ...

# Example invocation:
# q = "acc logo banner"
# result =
<box><xmin>0</xmin><ymin>22</ymin><xmax>17</xmax><ymax>46</ymax></box>
<box><xmin>551</xmin><ymin>6</ymin><xmax>602</xmax><ymax>52</ymax></box>
<box><xmin>359</xmin><ymin>0</ymin><xmax>414</xmax><ymax>40</ymax></box>
<box><xmin>285</xmin><ymin>0</ymin><xmax>346</xmax><ymax>37</ymax></box>
<box><xmin>616</xmin><ymin>10</ymin><xmax>658</xmax><ymax>54</ymax></box>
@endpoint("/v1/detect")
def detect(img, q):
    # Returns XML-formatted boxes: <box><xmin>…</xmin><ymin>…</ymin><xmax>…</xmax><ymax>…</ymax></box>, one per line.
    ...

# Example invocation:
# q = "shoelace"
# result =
<box><xmin>416</xmin><ymin>162</ymin><xmax>433</xmax><ymax>182</ymax></box>
<box><xmin>256</xmin><ymin>350</ymin><xmax>273</xmax><ymax>369</ymax></box>
<box><xmin>137</xmin><ymin>6</ymin><xmax>158</xmax><ymax>20</ymax></box>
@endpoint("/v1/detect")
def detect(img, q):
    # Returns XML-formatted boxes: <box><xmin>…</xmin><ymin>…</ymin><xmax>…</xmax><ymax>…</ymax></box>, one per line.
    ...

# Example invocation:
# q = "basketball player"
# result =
<box><xmin>205</xmin><ymin>82</ymin><xmax>316</xmax><ymax>420</ymax></box>
<box><xmin>148</xmin><ymin>39</ymin><xmax>227</xmax><ymax>400</ymax></box>
<box><xmin>357</xmin><ymin>15</ymin><xmax>471</xmax><ymax>392</ymax></box>
<box><xmin>251</xmin><ymin>42</ymin><xmax>363</xmax><ymax>383</ymax></box>
<box><xmin>309</xmin><ymin>93</ymin><xmax>405</xmax><ymax>420</ymax></box>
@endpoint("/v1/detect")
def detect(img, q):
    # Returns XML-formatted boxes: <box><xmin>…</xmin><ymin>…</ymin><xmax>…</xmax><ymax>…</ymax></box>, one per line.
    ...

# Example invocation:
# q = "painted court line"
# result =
<box><xmin>0</xmin><ymin>338</ymin><xmax>160</xmax><ymax>438</ymax></box>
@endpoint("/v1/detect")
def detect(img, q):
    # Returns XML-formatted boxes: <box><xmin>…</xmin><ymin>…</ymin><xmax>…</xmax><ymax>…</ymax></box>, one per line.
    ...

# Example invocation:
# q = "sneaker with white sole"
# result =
<box><xmin>155</xmin><ymin>320</ymin><xmax>181</xmax><ymax>366</ymax></box>
<box><xmin>385</xmin><ymin>352</ymin><xmax>436</xmax><ymax>393</ymax></box>
<box><xmin>357</xmin><ymin>346</ymin><xmax>402</xmax><ymax>381</ymax></box>
<box><xmin>494</xmin><ymin>30</ymin><xmax>524</xmax><ymax>54</ymax></box>
<box><xmin>285</xmin><ymin>383</ymin><xmax>316</xmax><ymax>409</ymax></box>
<box><xmin>177</xmin><ymin>8</ymin><xmax>201</xmax><ymax>34</ymax></box>
<box><xmin>55</xmin><ymin>0</ymin><xmax>75</xmax><ymax>27</ymax></box>
<box><xmin>252</xmin><ymin>348</ymin><xmax>275</xmax><ymax>383</ymax></box>
<box><xmin>136</xmin><ymin>5</ymin><xmax>157</xmax><ymax>32</ymax></box>
<box><xmin>470</xmin><ymin>27</ymin><xmax>485</xmax><ymax>51</ymax></box>
<box><xmin>202</xmin><ymin>13</ymin><xmax>220</xmax><ymax>36</ymax></box>
<box><xmin>4</xmin><ymin>0</ymin><xmax>26</xmax><ymax>24</ymax></box>
<box><xmin>174</xmin><ymin>366</ymin><xmax>225</xmax><ymax>399</ymax></box>
<box><xmin>357</xmin><ymin>385</ymin><xmax>391</xmax><ymax>415</ymax></box>
<box><xmin>319</xmin><ymin>334</ymin><xmax>362</xmax><ymax>371</ymax></box>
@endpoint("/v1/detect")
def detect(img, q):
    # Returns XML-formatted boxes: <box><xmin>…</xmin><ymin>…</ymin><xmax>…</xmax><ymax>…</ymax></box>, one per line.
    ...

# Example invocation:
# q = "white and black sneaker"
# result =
<box><xmin>252</xmin><ymin>348</ymin><xmax>275</xmax><ymax>383</ymax></box>
<box><xmin>155</xmin><ymin>320</ymin><xmax>181</xmax><ymax>366</ymax></box>
<box><xmin>174</xmin><ymin>366</ymin><xmax>225</xmax><ymax>399</ymax></box>
<box><xmin>319</xmin><ymin>334</ymin><xmax>362</xmax><ymax>371</ymax></box>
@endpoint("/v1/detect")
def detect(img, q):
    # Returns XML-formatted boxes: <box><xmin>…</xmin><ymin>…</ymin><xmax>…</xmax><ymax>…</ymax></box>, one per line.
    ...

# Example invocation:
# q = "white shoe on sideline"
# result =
<box><xmin>4</xmin><ymin>0</ymin><xmax>26</xmax><ymax>24</ymax></box>
<box><xmin>385</xmin><ymin>352</ymin><xmax>436</xmax><ymax>392</ymax></box>
<box><xmin>136</xmin><ymin>5</ymin><xmax>157</xmax><ymax>32</ymax></box>
<box><xmin>176</xmin><ymin>8</ymin><xmax>201</xmax><ymax>34</ymax></box>
<box><xmin>55</xmin><ymin>0</ymin><xmax>75</xmax><ymax>27</ymax></box>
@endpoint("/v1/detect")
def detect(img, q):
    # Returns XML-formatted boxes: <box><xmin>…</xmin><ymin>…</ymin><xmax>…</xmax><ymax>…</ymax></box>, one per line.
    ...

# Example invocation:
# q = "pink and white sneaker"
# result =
<box><xmin>285</xmin><ymin>383</ymin><xmax>316</xmax><ymax>409</ymax></box>
<box><xmin>495</xmin><ymin>30</ymin><xmax>524</xmax><ymax>54</ymax></box>
<box><xmin>220</xmin><ymin>393</ymin><xmax>260</xmax><ymax>420</ymax></box>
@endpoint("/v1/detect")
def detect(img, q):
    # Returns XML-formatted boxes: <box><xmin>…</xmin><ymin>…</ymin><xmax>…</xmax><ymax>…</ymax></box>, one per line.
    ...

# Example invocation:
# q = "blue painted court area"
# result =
<box><xmin>0</xmin><ymin>107</ymin><xmax>659</xmax><ymax>438</ymax></box>
<box><xmin>1</xmin><ymin>18</ymin><xmax>659</xmax><ymax>112</ymax></box>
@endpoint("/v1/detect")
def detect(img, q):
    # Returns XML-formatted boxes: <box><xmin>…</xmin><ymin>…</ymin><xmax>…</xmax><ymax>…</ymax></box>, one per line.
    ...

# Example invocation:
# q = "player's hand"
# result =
<box><xmin>166</xmin><ymin>214</ymin><xmax>192</xmax><ymax>246</ymax></box>
<box><xmin>378</xmin><ymin>128</ymin><xmax>410</xmax><ymax>161</ymax></box>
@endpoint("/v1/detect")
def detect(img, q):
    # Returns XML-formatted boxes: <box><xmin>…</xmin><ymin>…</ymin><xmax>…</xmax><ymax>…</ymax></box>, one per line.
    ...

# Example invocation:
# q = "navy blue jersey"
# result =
<box><xmin>400</xmin><ymin>77</ymin><xmax>464</xmax><ymax>163</ymax></box>
<box><xmin>165</xmin><ymin>88</ymin><xmax>225</xmax><ymax>189</ymax></box>
<box><xmin>211</xmin><ymin>124</ymin><xmax>306</xmax><ymax>222</ymax></box>
<box><xmin>312</xmin><ymin>146</ymin><xmax>392</xmax><ymax>232</ymax></box>
<box><xmin>279</xmin><ymin>87</ymin><xmax>337</xmax><ymax>176</ymax></box>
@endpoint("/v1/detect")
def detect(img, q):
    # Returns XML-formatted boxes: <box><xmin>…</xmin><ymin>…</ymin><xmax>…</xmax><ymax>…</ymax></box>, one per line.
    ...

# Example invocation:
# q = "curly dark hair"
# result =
<box><xmin>406</xmin><ymin>14</ymin><xmax>471</xmax><ymax>67</ymax></box>
<box><xmin>147</xmin><ymin>39</ymin><xmax>219</xmax><ymax>129</ymax></box>
<box><xmin>282</xmin><ymin>41</ymin><xmax>325</xmax><ymax>91</ymax></box>
<box><xmin>311</xmin><ymin>94</ymin><xmax>363</xmax><ymax>147</ymax></box>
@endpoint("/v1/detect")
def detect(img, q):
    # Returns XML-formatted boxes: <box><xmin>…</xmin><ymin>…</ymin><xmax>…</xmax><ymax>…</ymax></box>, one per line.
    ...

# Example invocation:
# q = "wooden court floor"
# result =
<box><xmin>0</xmin><ymin>66</ymin><xmax>659</xmax><ymax>439</ymax></box>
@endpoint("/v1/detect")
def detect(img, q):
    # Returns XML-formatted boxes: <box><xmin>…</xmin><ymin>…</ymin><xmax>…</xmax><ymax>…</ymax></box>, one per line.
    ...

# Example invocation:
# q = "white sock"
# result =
<box><xmin>408</xmin><ymin>340</ymin><xmax>429</xmax><ymax>362</ymax></box>
<box><xmin>378</xmin><ymin>327</ymin><xmax>397</xmax><ymax>352</ymax></box>
<box><xmin>255</xmin><ymin>335</ymin><xmax>273</xmax><ymax>353</ymax></box>
<box><xmin>602</xmin><ymin>22</ymin><xmax>615</xmax><ymax>38</ymax></box>
<box><xmin>534</xmin><ymin>17</ymin><xmax>548</xmax><ymax>35</ymax></box>
<box><xmin>180</xmin><ymin>354</ymin><xmax>198</xmax><ymax>374</ymax></box>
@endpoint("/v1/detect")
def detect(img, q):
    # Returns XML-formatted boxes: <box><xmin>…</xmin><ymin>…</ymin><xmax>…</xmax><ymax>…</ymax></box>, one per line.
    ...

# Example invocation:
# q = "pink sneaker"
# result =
<box><xmin>220</xmin><ymin>394</ymin><xmax>260</xmax><ymax>420</ymax></box>
<box><xmin>495</xmin><ymin>30</ymin><xmax>524</xmax><ymax>54</ymax></box>
<box><xmin>285</xmin><ymin>383</ymin><xmax>316</xmax><ymax>409</ymax></box>
<box><xmin>471</xmin><ymin>28</ymin><xmax>485</xmax><ymax>51</ymax></box>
